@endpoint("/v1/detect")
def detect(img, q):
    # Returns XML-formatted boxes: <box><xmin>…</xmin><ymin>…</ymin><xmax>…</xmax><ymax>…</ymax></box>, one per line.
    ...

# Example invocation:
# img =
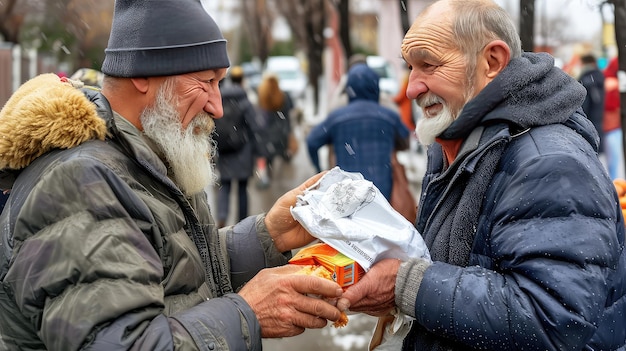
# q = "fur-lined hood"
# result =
<box><xmin>0</xmin><ymin>73</ymin><xmax>107</xmax><ymax>171</ymax></box>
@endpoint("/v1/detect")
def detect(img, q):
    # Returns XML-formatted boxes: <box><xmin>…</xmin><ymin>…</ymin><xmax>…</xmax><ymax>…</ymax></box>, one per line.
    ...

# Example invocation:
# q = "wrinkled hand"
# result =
<box><xmin>265</xmin><ymin>171</ymin><xmax>326</xmax><ymax>252</ymax></box>
<box><xmin>337</xmin><ymin>258</ymin><xmax>401</xmax><ymax>316</ymax></box>
<box><xmin>238</xmin><ymin>264</ymin><xmax>344</xmax><ymax>338</ymax></box>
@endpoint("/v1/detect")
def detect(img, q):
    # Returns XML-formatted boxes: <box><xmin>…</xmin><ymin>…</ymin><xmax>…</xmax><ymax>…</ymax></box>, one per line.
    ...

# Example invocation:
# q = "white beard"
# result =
<box><xmin>140</xmin><ymin>80</ymin><xmax>217</xmax><ymax>196</ymax></box>
<box><xmin>415</xmin><ymin>94</ymin><xmax>457</xmax><ymax>146</ymax></box>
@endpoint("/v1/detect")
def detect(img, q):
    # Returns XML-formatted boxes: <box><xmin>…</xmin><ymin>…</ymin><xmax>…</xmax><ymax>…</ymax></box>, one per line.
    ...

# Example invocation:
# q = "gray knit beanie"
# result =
<box><xmin>101</xmin><ymin>0</ymin><xmax>230</xmax><ymax>77</ymax></box>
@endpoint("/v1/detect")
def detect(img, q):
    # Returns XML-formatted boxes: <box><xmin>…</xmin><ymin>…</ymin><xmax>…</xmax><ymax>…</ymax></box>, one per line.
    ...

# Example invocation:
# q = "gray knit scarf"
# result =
<box><xmin>408</xmin><ymin>137</ymin><xmax>508</xmax><ymax>351</ymax></box>
<box><xmin>425</xmin><ymin>139</ymin><xmax>507</xmax><ymax>266</ymax></box>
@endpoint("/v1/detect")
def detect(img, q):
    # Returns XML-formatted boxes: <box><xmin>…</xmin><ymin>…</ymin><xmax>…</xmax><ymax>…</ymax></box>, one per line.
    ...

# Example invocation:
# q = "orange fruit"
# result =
<box><xmin>615</xmin><ymin>179</ymin><xmax>626</xmax><ymax>196</ymax></box>
<box><xmin>615</xmin><ymin>183</ymin><xmax>625</xmax><ymax>197</ymax></box>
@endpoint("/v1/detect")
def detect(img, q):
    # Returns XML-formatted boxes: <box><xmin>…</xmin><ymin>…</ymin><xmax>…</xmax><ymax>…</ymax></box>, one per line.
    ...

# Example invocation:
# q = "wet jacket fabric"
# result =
<box><xmin>399</xmin><ymin>53</ymin><xmax>626</xmax><ymax>350</ymax></box>
<box><xmin>0</xmin><ymin>75</ymin><xmax>288</xmax><ymax>350</ymax></box>
<box><xmin>306</xmin><ymin>64</ymin><xmax>409</xmax><ymax>200</ymax></box>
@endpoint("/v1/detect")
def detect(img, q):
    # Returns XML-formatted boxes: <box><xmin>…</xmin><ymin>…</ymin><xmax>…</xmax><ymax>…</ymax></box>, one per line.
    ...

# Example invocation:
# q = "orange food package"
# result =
<box><xmin>291</xmin><ymin>242</ymin><xmax>365</xmax><ymax>328</ymax></box>
<box><xmin>289</xmin><ymin>242</ymin><xmax>364</xmax><ymax>288</ymax></box>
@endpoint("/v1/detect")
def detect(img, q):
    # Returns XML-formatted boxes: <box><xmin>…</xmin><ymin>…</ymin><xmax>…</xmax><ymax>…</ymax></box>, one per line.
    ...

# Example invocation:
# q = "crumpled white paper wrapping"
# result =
<box><xmin>290</xmin><ymin>167</ymin><xmax>431</xmax><ymax>350</ymax></box>
<box><xmin>290</xmin><ymin>167</ymin><xmax>431</xmax><ymax>271</ymax></box>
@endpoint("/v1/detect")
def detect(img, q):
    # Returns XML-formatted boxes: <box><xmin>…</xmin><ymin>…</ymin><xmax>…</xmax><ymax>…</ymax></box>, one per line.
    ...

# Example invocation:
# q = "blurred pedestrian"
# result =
<box><xmin>306</xmin><ymin>63</ymin><xmax>410</xmax><ymax>201</ymax></box>
<box><xmin>253</xmin><ymin>73</ymin><xmax>295</xmax><ymax>188</ymax></box>
<box><xmin>328</xmin><ymin>54</ymin><xmax>398</xmax><ymax>115</ymax></box>
<box><xmin>337</xmin><ymin>1</ymin><xmax>626</xmax><ymax>350</ymax></box>
<box><xmin>578</xmin><ymin>53</ymin><xmax>605</xmax><ymax>154</ymax></box>
<box><xmin>603</xmin><ymin>56</ymin><xmax>623</xmax><ymax>179</ymax></box>
<box><xmin>0</xmin><ymin>0</ymin><xmax>344</xmax><ymax>349</ymax></box>
<box><xmin>394</xmin><ymin>70</ymin><xmax>416</xmax><ymax>132</ymax></box>
<box><xmin>214</xmin><ymin>66</ymin><xmax>257</xmax><ymax>228</ymax></box>
<box><xmin>325</xmin><ymin>55</ymin><xmax>402</xmax><ymax>170</ymax></box>
<box><xmin>327</xmin><ymin>54</ymin><xmax>368</xmax><ymax>113</ymax></box>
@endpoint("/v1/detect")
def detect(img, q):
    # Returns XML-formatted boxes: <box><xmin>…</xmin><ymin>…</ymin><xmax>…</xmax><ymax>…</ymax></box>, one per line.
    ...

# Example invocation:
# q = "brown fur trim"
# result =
<box><xmin>0</xmin><ymin>73</ymin><xmax>107</xmax><ymax>170</ymax></box>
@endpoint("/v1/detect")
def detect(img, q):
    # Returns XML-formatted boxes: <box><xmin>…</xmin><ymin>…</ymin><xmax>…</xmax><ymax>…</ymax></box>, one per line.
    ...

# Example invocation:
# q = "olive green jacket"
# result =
<box><xmin>0</xmin><ymin>74</ymin><xmax>288</xmax><ymax>350</ymax></box>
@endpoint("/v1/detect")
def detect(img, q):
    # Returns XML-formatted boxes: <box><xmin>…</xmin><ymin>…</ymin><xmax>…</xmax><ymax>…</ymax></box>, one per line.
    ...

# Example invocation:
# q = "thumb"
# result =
<box><xmin>336</xmin><ymin>281</ymin><xmax>367</xmax><ymax>311</ymax></box>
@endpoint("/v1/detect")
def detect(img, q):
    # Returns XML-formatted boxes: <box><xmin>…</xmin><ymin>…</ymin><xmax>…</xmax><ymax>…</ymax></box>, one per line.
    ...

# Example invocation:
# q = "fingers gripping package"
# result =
<box><xmin>289</xmin><ymin>167</ymin><xmax>431</xmax><ymax>333</ymax></box>
<box><xmin>290</xmin><ymin>241</ymin><xmax>363</xmax><ymax>328</ymax></box>
<box><xmin>293</xmin><ymin>262</ymin><xmax>351</xmax><ymax>328</ymax></box>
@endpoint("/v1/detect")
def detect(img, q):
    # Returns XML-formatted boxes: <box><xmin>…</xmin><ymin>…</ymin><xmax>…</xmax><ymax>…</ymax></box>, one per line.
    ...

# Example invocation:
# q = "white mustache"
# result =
<box><xmin>417</xmin><ymin>94</ymin><xmax>443</xmax><ymax>109</ymax></box>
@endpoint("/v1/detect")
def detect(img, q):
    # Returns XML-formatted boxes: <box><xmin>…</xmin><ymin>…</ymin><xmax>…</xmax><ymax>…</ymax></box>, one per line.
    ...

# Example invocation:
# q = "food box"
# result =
<box><xmin>290</xmin><ymin>242</ymin><xmax>364</xmax><ymax>288</ymax></box>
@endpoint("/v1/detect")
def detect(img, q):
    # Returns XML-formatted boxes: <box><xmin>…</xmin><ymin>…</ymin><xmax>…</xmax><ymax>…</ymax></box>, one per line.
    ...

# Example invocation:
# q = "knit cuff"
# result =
<box><xmin>395</xmin><ymin>258</ymin><xmax>431</xmax><ymax>317</ymax></box>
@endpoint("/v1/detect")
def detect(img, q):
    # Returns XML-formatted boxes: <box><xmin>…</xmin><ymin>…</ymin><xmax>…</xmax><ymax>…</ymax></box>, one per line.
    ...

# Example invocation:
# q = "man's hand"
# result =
<box><xmin>265</xmin><ymin>172</ymin><xmax>326</xmax><ymax>252</ymax></box>
<box><xmin>337</xmin><ymin>258</ymin><xmax>401</xmax><ymax>316</ymax></box>
<box><xmin>238</xmin><ymin>264</ymin><xmax>344</xmax><ymax>338</ymax></box>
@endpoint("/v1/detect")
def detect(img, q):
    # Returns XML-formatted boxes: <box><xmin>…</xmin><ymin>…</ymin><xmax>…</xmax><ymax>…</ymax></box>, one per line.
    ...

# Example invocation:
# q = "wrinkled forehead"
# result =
<box><xmin>401</xmin><ymin>5</ymin><xmax>456</xmax><ymax>60</ymax></box>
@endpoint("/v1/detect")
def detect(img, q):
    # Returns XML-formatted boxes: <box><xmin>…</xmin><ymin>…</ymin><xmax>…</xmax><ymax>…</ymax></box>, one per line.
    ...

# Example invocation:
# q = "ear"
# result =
<box><xmin>130</xmin><ymin>77</ymin><xmax>150</xmax><ymax>93</ymax></box>
<box><xmin>482</xmin><ymin>40</ymin><xmax>510</xmax><ymax>79</ymax></box>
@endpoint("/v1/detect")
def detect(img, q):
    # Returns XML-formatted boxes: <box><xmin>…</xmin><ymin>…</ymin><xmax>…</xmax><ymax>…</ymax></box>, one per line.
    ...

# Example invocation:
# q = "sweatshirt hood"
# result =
<box><xmin>440</xmin><ymin>52</ymin><xmax>588</xmax><ymax>142</ymax></box>
<box><xmin>345</xmin><ymin>63</ymin><xmax>380</xmax><ymax>103</ymax></box>
<box><xmin>0</xmin><ymin>73</ymin><xmax>107</xmax><ymax>171</ymax></box>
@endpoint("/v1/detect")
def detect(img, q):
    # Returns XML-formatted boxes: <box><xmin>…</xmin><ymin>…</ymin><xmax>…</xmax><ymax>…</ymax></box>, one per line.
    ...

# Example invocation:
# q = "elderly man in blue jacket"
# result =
<box><xmin>338</xmin><ymin>0</ymin><xmax>626</xmax><ymax>350</ymax></box>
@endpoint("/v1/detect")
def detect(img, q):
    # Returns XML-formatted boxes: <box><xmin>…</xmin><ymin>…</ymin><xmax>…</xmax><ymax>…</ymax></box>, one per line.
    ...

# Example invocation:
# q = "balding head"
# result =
<box><xmin>403</xmin><ymin>0</ymin><xmax>521</xmax><ymax>61</ymax></box>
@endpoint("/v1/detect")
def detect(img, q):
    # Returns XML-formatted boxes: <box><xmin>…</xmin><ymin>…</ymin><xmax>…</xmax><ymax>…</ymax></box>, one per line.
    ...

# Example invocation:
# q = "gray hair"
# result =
<box><xmin>450</xmin><ymin>0</ymin><xmax>522</xmax><ymax>62</ymax></box>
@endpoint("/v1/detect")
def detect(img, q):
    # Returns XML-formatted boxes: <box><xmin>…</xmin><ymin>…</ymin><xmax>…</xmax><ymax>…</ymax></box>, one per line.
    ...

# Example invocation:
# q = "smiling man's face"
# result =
<box><xmin>401</xmin><ymin>0</ymin><xmax>478</xmax><ymax>144</ymax></box>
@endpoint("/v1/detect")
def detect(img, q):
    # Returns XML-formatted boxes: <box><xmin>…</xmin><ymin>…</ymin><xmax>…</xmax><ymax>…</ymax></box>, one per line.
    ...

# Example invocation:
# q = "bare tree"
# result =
<box><xmin>519</xmin><ymin>0</ymin><xmax>535</xmax><ymax>51</ymax></box>
<box><xmin>274</xmin><ymin>0</ymin><xmax>327</xmax><ymax>113</ymax></box>
<box><xmin>240</xmin><ymin>0</ymin><xmax>274</xmax><ymax>65</ymax></box>
<box><xmin>303</xmin><ymin>0</ymin><xmax>327</xmax><ymax>112</ymax></box>
<box><xmin>399</xmin><ymin>0</ymin><xmax>411</xmax><ymax>35</ymax></box>
<box><xmin>336</xmin><ymin>0</ymin><xmax>352</xmax><ymax>60</ymax></box>
<box><xmin>0</xmin><ymin>0</ymin><xmax>26</xmax><ymax>43</ymax></box>
<box><xmin>1</xmin><ymin>0</ymin><xmax>113</xmax><ymax>70</ymax></box>
<box><xmin>62</xmin><ymin>0</ymin><xmax>113</xmax><ymax>69</ymax></box>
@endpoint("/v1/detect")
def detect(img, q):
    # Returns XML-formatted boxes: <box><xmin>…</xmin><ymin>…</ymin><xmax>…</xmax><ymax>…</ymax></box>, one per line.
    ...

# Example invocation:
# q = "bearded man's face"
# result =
<box><xmin>140</xmin><ymin>77</ymin><xmax>217</xmax><ymax>195</ymax></box>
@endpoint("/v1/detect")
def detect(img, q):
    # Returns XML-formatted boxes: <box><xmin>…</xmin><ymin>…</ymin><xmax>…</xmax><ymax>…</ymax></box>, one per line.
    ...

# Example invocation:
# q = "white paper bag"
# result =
<box><xmin>290</xmin><ymin>167</ymin><xmax>430</xmax><ymax>271</ymax></box>
<box><xmin>290</xmin><ymin>167</ymin><xmax>431</xmax><ymax>350</ymax></box>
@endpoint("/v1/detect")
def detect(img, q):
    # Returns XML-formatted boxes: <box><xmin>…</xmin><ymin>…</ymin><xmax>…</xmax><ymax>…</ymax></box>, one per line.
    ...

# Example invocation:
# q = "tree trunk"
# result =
<box><xmin>519</xmin><ymin>0</ymin><xmax>535</xmax><ymax>52</ymax></box>
<box><xmin>611</xmin><ymin>0</ymin><xmax>626</xmax><ymax>177</ymax></box>
<box><xmin>337</xmin><ymin>0</ymin><xmax>352</xmax><ymax>60</ymax></box>
<box><xmin>304</xmin><ymin>0</ymin><xmax>326</xmax><ymax>115</ymax></box>
<box><xmin>0</xmin><ymin>0</ymin><xmax>22</xmax><ymax>43</ymax></box>
<box><xmin>399</xmin><ymin>0</ymin><xmax>411</xmax><ymax>35</ymax></box>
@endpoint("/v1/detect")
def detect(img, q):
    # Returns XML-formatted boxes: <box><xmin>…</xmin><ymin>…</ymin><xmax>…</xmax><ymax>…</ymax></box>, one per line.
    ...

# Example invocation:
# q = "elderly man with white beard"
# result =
<box><xmin>337</xmin><ymin>0</ymin><xmax>626</xmax><ymax>350</ymax></box>
<box><xmin>0</xmin><ymin>0</ymin><xmax>344</xmax><ymax>350</ymax></box>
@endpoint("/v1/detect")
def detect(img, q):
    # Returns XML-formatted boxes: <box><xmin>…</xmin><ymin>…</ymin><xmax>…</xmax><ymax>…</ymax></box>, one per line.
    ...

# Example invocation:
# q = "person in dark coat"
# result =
<box><xmin>578</xmin><ymin>53</ymin><xmax>605</xmax><ymax>153</ymax></box>
<box><xmin>337</xmin><ymin>1</ymin><xmax>626</xmax><ymax>350</ymax></box>
<box><xmin>215</xmin><ymin>66</ymin><xmax>257</xmax><ymax>228</ymax></box>
<box><xmin>252</xmin><ymin>74</ymin><xmax>294</xmax><ymax>188</ymax></box>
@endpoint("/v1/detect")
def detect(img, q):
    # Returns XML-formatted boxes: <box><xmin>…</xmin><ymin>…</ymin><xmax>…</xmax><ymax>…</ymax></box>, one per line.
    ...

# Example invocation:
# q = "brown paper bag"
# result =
<box><xmin>390</xmin><ymin>153</ymin><xmax>417</xmax><ymax>223</ymax></box>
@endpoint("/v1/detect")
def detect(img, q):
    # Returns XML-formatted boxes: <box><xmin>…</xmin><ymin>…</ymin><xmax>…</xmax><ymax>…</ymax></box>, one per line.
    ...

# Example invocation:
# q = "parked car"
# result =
<box><xmin>265</xmin><ymin>56</ymin><xmax>308</xmax><ymax>101</ymax></box>
<box><xmin>366</xmin><ymin>55</ymin><xmax>399</xmax><ymax>97</ymax></box>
